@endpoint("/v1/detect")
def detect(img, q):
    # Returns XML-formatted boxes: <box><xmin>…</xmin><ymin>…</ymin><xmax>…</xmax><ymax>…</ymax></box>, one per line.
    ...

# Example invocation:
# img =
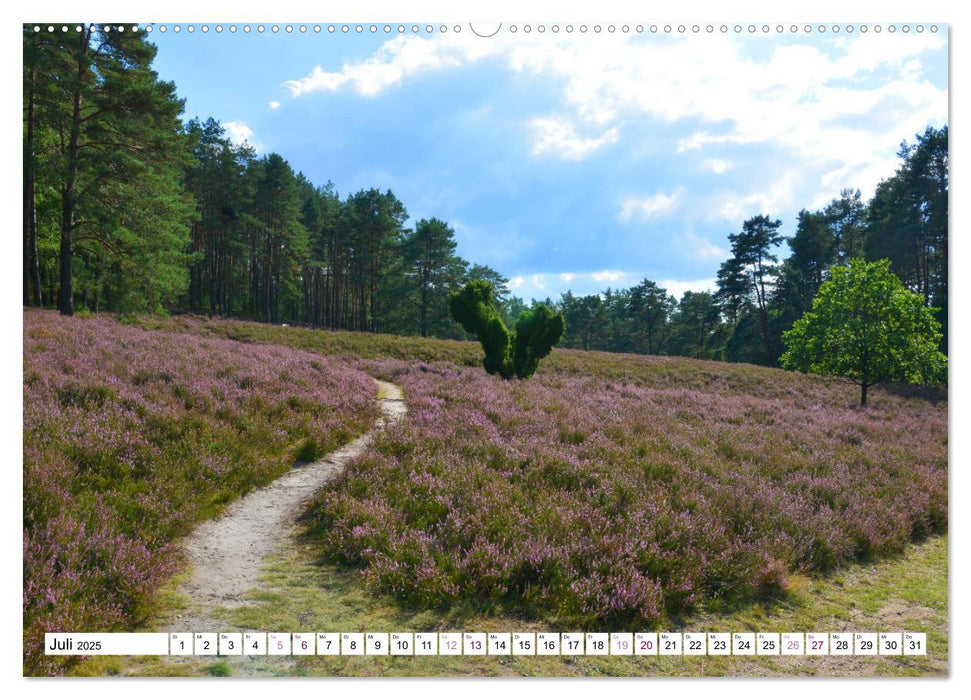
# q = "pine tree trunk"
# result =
<box><xmin>23</xmin><ymin>66</ymin><xmax>41</xmax><ymax>306</ymax></box>
<box><xmin>58</xmin><ymin>28</ymin><xmax>90</xmax><ymax>317</ymax></box>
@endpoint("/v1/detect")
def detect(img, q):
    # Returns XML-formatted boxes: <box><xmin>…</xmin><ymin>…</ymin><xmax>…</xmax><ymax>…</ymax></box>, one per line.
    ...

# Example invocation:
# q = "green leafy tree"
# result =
<box><xmin>449</xmin><ymin>281</ymin><xmax>563</xmax><ymax>379</ymax></box>
<box><xmin>781</xmin><ymin>258</ymin><xmax>946</xmax><ymax>406</ymax></box>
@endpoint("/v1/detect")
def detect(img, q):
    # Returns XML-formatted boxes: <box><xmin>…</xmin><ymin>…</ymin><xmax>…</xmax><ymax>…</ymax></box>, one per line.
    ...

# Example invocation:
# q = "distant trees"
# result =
<box><xmin>665</xmin><ymin>291</ymin><xmax>722</xmax><ymax>359</ymax></box>
<box><xmin>548</xmin><ymin>126</ymin><xmax>946</xmax><ymax>378</ymax></box>
<box><xmin>23</xmin><ymin>26</ymin><xmax>487</xmax><ymax>332</ymax></box>
<box><xmin>867</xmin><ymin>127</ymin><xmax>948</xmax><ymax>349</ymax></box>
<box><xmin>726</xmin><ymin>215</ymin><xmax>784</xmax><ymax>363</ymax></box>
<box><xmin>399</xmin><ymin>218</ymin><xmax>466</xmax><ymax>337</ymax></box>
<box><xmin>450</xmin><ymin>281</ymin><xmax>564</xmax><ymax>379</ymax></box>
<box><xmin>180</xmin><ymin>140</ymin><xmax>496</xmax><ymax>334</ymax></box>
<box><xmin>629</xmin><ymin>280</ymin><xmax>674</xmax><ymax>355</ymax></box>
<box><xmin>560</xmin><ymin>291</ymin><xmax>609</xmax><ymax>352</ymax></box>
<box><xmin>781</xmin><ymin>259</ymin><xmax>946</xmax><ymax>405</ymax></box>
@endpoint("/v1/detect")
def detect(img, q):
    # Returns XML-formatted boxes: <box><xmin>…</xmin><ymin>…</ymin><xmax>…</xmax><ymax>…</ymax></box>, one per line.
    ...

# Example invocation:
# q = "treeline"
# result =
<box><xmin>23</xmin><ymin>26</ymin><xmax>947</xmax><ymax>364</ymax></box>
<box><xmin>552</xmin><ymin>125</ymin><xmax>948</xmax><ymax>362</ymax></box>
<box><xmin>181</xmin><ymin>119</ymin><xmax>505</xmax><ymax>337</ymax></box>
<box><xmin>22</xmin><ymin>26</ymin><xmax>511</xmax><ymax>339</ymax></box>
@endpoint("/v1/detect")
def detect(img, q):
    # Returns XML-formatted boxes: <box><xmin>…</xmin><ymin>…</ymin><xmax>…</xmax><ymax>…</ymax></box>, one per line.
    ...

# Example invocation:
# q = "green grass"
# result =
<box><xmin>114</xmin><ymin>534</ymin><xmax>946</xmax><ymax>677</ymax></box>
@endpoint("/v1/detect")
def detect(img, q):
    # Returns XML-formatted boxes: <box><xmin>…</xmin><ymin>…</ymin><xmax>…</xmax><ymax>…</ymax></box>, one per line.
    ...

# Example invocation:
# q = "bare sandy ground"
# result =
<box><xmin>165</xmin><ymin>379</ymin><xmax>405</xmax><ymax>635</ymax></box>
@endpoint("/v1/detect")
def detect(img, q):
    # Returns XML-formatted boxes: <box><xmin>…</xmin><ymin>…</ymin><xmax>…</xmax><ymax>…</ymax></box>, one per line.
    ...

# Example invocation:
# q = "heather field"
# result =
<box><xmin>22</xmin><ymin>310</ymin><xmax>378</xmax><ymax>674</ymax></box>
<box><xmin>306</xmin><ymin>358</ymin><xmax>946</xmax><ymax>627</ymax></box>
<box><xmin>23</xmin><ymin>313</ymin><xmax>948</xmax><ymax>676</ymax></box>
<box><xmin>136</xmin><ymin>316</ymin><xmax>947</xmax><ymax>627</ymax></box>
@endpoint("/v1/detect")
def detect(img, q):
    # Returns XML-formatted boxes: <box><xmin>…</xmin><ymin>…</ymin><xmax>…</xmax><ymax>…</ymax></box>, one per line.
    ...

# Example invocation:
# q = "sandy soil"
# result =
<box><xmin>165</xmin><ymin>379</ymin><xmax>406</xmax><ymax>635</ymax></box>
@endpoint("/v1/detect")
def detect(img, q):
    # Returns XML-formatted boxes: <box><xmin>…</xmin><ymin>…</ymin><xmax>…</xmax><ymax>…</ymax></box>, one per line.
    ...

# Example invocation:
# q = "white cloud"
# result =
<box><xmin>677</xmin><ymin>132</ymin><xmax>728</xmax><ymax>153</ymax></box>
<box><xmin>530</xmin><ymin>117</ymin><xmax>619</xmax><ymax>160</ymax></box>
<box><xmin>282</xmin><ymin>31</ymin><xmax>946</xmax><ymax>200</ymax></box>
<box><xmin>268</xmin><ymin>100</ymin><xmax>281</xmax><ymax>110</ymax></box>
<box><xmin>508</xmin><ymin>270</ymin><xmax>639</xmax><ymax>300</ymax></box>
<box><xmin>714</xmin><ymin>170</ymin><xmax>799</xmax><ymax>222</ymax></box>
<box><xmin>283</xmin><ymin>33</ymin><xmax>488</xmax><ymax>98</ymax></box>
<box><xmin>681</xmin><ymin>232</ymin><xmax>726</xmax><ymax>261</ymax></box>
<box><xmin>659</xmin><ymin>278</ymin><xmax>717</xmax><ymax>300</ymax></box>
<box><xmin>591</xmin><ymin>270</ymin><xmax>625</xmax><ymax>283</ymax></box>
<box><xmin>222</xmin><ymin>120</ymin><xmax>260</xmax><ymax>151</ymax></box>
<box><xmin>507</xmin><ymin>271</ymin><xmax>720</xmax><ymax>301</ymax></box>
<box><xmin>704</xmin><ymin>158</ymin><xmax>732</xmax><ymax>174</ymax></box>
<box><xmin>620</xmin><ymin>189</ymin><xmax>683</xmax><ymax>222</ymax></box>
<box><xmin>285</xmin><ymin>66</ymin><xmax>349</xmax><ymax>96</ymax></box>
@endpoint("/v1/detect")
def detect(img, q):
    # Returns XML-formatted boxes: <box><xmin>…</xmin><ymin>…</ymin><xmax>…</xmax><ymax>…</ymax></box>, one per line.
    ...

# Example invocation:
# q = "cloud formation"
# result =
<box><xmin>620</xmin><ymin>190</ymin><xmax>683</xmax><ymax>222</ymax></box>
<box><xmin>222</xmin><ymin>120</ymin><xmax>260</xmax><ymax>151</ymax></box>
<box><xmin>281</xmin><ymin>31</ymin><xmax>945</xmax><ymax>197</ymax></box>
<box><xmin>530</xmin><ymin>117</ymin><xmax>620</xmax><ymax>160</ymax></box>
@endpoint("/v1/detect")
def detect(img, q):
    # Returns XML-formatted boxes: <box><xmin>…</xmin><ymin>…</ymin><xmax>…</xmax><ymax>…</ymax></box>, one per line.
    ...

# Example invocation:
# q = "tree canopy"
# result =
<box><xmin>780</xmin><ymin>258</ymin><xmax>946</xmax><ymax>405</ymax></box>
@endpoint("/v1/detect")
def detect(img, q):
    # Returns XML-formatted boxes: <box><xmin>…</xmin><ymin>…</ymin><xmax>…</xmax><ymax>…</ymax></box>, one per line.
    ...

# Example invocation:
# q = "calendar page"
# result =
<box><xmin>20</xmin><ymin>0</ymin><xmax>950</xmax><ymax>685</ymax></box>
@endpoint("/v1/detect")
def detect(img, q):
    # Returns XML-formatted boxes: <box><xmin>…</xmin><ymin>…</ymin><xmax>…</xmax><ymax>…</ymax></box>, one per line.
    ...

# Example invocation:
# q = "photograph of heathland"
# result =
<box><xmin>22</xmin><ymin>22</ymin><xmax>947</xmax><ymax>677</ymax></box>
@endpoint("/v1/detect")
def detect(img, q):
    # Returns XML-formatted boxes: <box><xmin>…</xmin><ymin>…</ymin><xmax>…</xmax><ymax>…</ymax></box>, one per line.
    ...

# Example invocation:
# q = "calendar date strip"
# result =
<box><xmin>46</xmin><ymin>631</ymin><xmax>926</xmax><ymax>657</ymax></box>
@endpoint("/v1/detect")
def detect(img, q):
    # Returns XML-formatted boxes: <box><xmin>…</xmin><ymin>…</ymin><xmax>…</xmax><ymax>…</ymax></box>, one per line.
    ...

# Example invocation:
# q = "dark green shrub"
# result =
<box><xmin>449</xmin><ymin>281</ymin><xmax>564</xmax><ymax>379</ymax></box>
<box><xmin>513</xmin><ymin>304</ymin><xmax>566</xmax><ymax>379</ymax></box>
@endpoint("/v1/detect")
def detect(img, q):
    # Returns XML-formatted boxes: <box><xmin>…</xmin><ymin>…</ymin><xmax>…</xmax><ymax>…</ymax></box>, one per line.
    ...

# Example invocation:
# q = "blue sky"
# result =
<box><xmin>147</xmin><ymin>24</ymin><xmax>948</xmax><ymax>303</ymax></box>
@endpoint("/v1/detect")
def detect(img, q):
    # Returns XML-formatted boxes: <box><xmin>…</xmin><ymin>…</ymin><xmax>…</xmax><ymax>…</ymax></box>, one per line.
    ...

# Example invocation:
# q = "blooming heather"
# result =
<box><xmin>23</xmin><ymin>310</ymin><xmax>378</xmax><ymax>674</ymax></box>
<box><xmin>30</xmin><ymin>312</ymin><xmax>945</xmax><ymax>642</ymax></box>
<box><xmin>307</xmin><ymin>352</ymin><xmax>946</xmax><ymax>628</ymax></box>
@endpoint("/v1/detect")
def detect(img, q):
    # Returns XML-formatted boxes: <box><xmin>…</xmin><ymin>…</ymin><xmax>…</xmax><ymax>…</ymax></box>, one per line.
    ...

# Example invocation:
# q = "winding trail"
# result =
<box><xmin>165</xmin><ymin>379</ymin><xmax>406</xmax><ymax>634</ymax></box>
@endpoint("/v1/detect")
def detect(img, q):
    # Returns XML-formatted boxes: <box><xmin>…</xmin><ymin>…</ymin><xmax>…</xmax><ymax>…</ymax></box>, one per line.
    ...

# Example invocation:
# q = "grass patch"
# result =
<box><xmin>127</xmin><ymin>535</ymin><xmax>946</xmax><ymax>677</ymax></box>
<box><xmin>203</xmin><ymin>661</ymin><xmax>233</xmax><ymax>677</ymax></box>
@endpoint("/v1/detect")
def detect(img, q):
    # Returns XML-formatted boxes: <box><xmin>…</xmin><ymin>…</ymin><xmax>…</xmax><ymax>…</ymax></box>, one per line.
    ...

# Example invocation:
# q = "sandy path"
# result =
<box><xmin>166</xmin><ymin>379</ymin><xmax>405</xmax><ymax>634</ymax></box>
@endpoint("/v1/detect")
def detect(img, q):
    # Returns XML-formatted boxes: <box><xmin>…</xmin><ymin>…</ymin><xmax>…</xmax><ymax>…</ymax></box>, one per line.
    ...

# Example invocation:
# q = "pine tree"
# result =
<box><xmin>25</xmin><ymin>25</ymin><xmax>193</xmax><ymax>314</ymax></box>
<box><xmin>400</xmin><ymin>218</ymin><xmax>467</xmax><ymax>337</ymax></box>
<box><xmin>727</xmin><ymin>215</ymin><xmax>784</xmax><ymax>362</ymax></box>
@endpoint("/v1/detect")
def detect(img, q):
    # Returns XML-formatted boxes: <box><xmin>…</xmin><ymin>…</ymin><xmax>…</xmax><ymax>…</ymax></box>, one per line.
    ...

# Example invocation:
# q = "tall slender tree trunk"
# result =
<box><xmin>753</xmin><ymin>257</ymin><xmax>773</xmax><ymax>362</ymax></box>
<box><xmin>24</xmin><ymin>65</ymin><xmax>42</xmax><ymax>306</ymax></box>
<box><xmin>263</xmin><ymin>234</ymin><xmax>273</xmax><ymax>322</ymax></box>
<box><xmin>209</xmin><ymin>224</ymin><xmax>219</xmax><ymax>316</ymax></box>
<box><xmin>58</xmin><ymin>29</ymin><xmax>90</xmax><ymax>317</ymax></box>
<box><xmin>420</xmin><ymin>279</ymin><xmax>429</xmax><ymax>338</ymax></box>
